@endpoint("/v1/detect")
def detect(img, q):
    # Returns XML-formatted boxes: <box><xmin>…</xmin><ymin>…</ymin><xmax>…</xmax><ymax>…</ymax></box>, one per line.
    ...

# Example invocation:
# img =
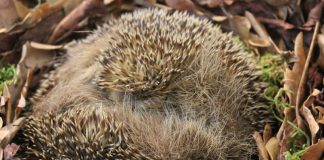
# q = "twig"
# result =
<box><xmin>295</xmin><ymin>21</ymin><xmax>320</xmax><ymax>128</ymax></box>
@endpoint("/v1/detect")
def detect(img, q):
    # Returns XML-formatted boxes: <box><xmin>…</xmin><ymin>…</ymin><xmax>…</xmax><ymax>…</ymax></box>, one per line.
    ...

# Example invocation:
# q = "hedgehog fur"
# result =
<box><xmin>24</xmin><ymin>102</ymin><xmax>253</xmax><ymax>159</ymax></box>
<box><xmin>25</xmin><ymin>8</ymin><xmax>273</xmax><ymax>159</ymax></box>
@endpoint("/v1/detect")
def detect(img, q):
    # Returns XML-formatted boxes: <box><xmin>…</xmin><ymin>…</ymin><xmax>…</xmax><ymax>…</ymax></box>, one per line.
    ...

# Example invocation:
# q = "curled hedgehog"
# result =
<box><xmin>23</xmin><ymin>8</ymin><xmax>273</xmax><ymax>159</ymax></box>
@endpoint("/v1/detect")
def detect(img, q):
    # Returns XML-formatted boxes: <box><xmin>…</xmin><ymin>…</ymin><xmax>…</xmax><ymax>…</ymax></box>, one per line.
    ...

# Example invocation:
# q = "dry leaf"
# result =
<box><xmin>245</xmin><ymin>11</ymin><xmax>272</xmax><ymax>48</ymax></box>
<box><xmin>30</xmin><ymin>41</ymin><xmax>63</xmax><ymax>50</ymax></box>
<box><xmin>304</xmin><ymin>1</ymin><xmax>323</xmax><ymax>27</ymax></box>
<box><xmin>17</xmin><ymin>41</ymin><xmax>56</xmax><ymax>83</ymax></box>
<box><xmin>0</xmin><ymin>117</ymin><xmax>25</xmax><ymax>148</ymax></box>
<box><xmin>48</xmin><ymin>0</ymin><xmax>106</xmax><ymax>43</ymax></box>
<box><xmin>13</xmin><ymin>0</ymin><xmax>30</xmax><ymax>18</ymax></box>
<box><xmin>0</xmin><ymin>0</ymin><xmax>19</xmax><ymax>29</ymax></box>
<box><xmin>165</xmin><ymin>0</ymin><xmax>194</xmax><ymax>10</ymax></box>
<box><xmin>302</xmin><ymin>140</ymin><xmax>324</xmax><ymax>160</ymax></box>
<box><xmin>303</xmin><ymin>89</ymin><xmax>321</xmax><ymax>107</ymax></box>
<box><xmin>230</xmin><ymin>15</ymin><xmax>251</xmax><ymax>40</ymax></box>
<box><xmin>3</xmin><ymin>143</ymin><xmax>19</xmax><ymax>160</ymax></box>
<box><xmin>317</xmin><ymin>34</ymin><xmax>324</xmax><ymax>70</ymax></box>
<box><xmin>301</xmin><ymin>106</ymin><xmax>319</xmax><ymax>143</ymax></box>
<box><xmin>283</xmin><ymin>32</ymin><xmax>306</xmax><ymax>105</ymax></box>
<box><xmin>248</xmin><ymin>34</ymin><xmax>271</xmax><ymax>47</ymax></box>
<box><xmin>264</xmin><ymin>0</ymin><xmax>289</xmax><ymax>7</ymax></box>
<box><xmin>253</xmin><ymin>132</ymin><xmax>269</xmax><ymax>160</ymax></box>
<box><xmin>265</xmin><ymin>137</ymin><xmax>279</xmax><ymax>160</ymax></box>
<box><xmin>263</xmin><ymin>123</ymin><xmax>272</xmax><ymax>144</ymax></box>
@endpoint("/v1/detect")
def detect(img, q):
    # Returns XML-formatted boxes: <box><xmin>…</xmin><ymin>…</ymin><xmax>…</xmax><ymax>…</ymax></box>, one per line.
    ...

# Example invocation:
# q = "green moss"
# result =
<box><xmin>0</xmin><ymin>65</ymin><xmax>17</xmax><ymax>95</ymax></box>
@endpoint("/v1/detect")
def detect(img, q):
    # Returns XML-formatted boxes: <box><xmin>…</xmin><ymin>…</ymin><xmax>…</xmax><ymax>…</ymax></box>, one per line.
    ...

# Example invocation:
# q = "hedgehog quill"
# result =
<box><xmin>23</xmin><ymin>8</ymin><xmax>274</xmax><ymax>159</ymax></box>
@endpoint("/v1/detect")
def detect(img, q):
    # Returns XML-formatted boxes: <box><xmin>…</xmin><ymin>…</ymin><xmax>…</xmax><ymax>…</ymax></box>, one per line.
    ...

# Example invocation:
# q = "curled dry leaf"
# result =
<box><xmin>14</xmin><ymin>94</ymin><xmax>25</xmax><ymax>120</ymax></box>
<box><xmin>283</xmin><ymin>32</ymin><xmax>306</xmax><ymax>105</ymax></box>
<box><xmin>17</xmin><ymin>41</ymin><xmax>57</xmax><ymax>83</ymax></box>
<box><xmin>304</xmin><ymin>1</ymin><xmax>323</xmax><ymax>27</ymax></box>
<box><xmin>0</xmin><ymin>0</ymin><xmax>19</xmax><ymax>29</ymax></box>
<box><xmin>303</xmin><ymin>89</ymin><xmax>321</xmax><ymax>107</ymax></box>
<box><xmin>3</xmin><ymin>143</ymin><xmax>19</xmax><ymax>160</ymax></box>
<box><xmin>0</xmin><ymin>117</ymin><xmax>25</xmax><ymax>148</ymax></box>
<box><xmin>301</xmin><ymin>106</ymin><xmax>319</xmax><ymax>143</ymax></box>
<box><xmin>253</xmin><ymin>132</ymin><xmax>269</xmax><ymax>160</ymax></box>
<box><xmin>230</xmin><ymin>15</ymin><xmax>251</xmax><ymax>40</ymax></box>
<box><xmin>263</xmin><ymin>123</ymin><xmax>272</xmax><ymax>144</ymax></box>
<box><xmin>265</xmin><ymin>137</ymin><xmax>279</xmax><ymax>160</ymax></box>
<box><xmin>302</xmin><ymin>140</ymin><xmax>324</xmax><ymax>160</ymax></box>
<box><xmin>244</xmin><ymin>11</ymin><xmax>271</xmax><ymax>47</ymax></box>
<box><xmin>48</xmin><ymin>0</ymin><xmax>106</xmax><ymax>43</ymax></box>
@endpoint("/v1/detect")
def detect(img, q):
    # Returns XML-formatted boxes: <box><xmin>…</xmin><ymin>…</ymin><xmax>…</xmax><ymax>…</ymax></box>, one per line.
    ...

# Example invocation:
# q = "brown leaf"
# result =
<box><xmin>14</xmin><ymin>94</ymin><xmax>25</xmax><ymax>120</ymax></box>
<box><xmin>0</xmin><ymin>0</ymin><xmax>19</xmax><ymax>29</ymax></box>
<box><xmin>17</xmin><ymin>41</ymin><xmax>56</xmax><ymax>82</ymax></box>
<box><xmin>302</xmin><ymin>140</ymin><xmax>324</xmax><ymax>160</ymax></box>
<box><xmin>3</xmin><ymin>143</ymin><xmax>19</xmax><ymax>160</ymax></box>
<box><xmin>317</xmin><ymin>34</ymin><xmax>324</xmax><ymax>70</ymax></box>
<box><xmin>257</xmin><ymin>17</ymin><xmax>295</xmax><ymax>30</ymax></box>
<box><xmin>253</xmin><ymin>132</ymin><xmax>269</xmax><ymax>160</ymax></box>
<box><xmin>303</xmin><ymin>89</ymin><xmax>321</xmax><ymax>107</ymax></box>
<box><xmin>230</xmin><ymin>15</ymin><xmax>251</xmax><ymax>40</ymax></box>
<box><xmin>264</xmin><ymin>0</ymin><xmax>289</xmax><ymax>7</ymax></box>
<box><xmin>165</xmin><ymin>0</ymin><xmax>194</xmax><ymax>10</ymax></box>
<box><xmin>263</xmin><ymin>123</ymin><xmax>272</xmax><ymax>144</ymax></box>
<box><xmin>0</xmin><ymin>117</ymin><xmax>25</xmax><ymax>148</ymax></box>
<box><xmin>13</xmin><ymin>0</ymin><xmax>30</xmax><ymax>18</ymax></box>
<box><xmin>283</xmin><ymin>32</ymin><xmax>306</xmax><ymax>105</ymax></box>
<box><xmin>48</xmin><ymin>0</ymin><xmax>106</xmax><ymax>43</ymax></box>
<box><xmin>304</xmin><ymin>1</ymin><xmax>323</xmax><ymax>27</ymax></box>
<box><xmin>301</xmin><ymin>106</ymin><xmax>319</xmax><ymax>144</ymax></box>
<box><xmin>265</xmin><ymin>137</ymin><xmax>279</xmax><ymax>160</ymax></box>
<box><xmin>206</xmin><ymin>0</ymin><xmax>223</xmax><ymax>8</ymax></box>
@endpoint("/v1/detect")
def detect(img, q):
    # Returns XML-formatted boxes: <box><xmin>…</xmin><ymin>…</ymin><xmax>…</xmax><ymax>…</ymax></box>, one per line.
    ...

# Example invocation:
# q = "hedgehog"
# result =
<box><xmin>23</xmin><ymin>8</ymin><xmax>273</xmax><ymax>159</ymax></box>
<box><xmin>23</xmin><ymin>102</ymin><xmax>254</xmax><ymax>159</ymax></box>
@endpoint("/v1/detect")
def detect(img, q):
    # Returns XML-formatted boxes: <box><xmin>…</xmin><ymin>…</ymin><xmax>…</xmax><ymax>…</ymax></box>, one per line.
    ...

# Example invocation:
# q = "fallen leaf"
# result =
<box><xmin>17</xmin><ymin>41</ymin><xmax>57</xmax><ymax>83</ymax></box>
<box><xmin>0</xmin><ymin>0</ymin><xmax>19</xmax><ymax>29</ymax></box>
<box><xmin>317</xmin><ymin>34</ymin><xmax>324</xmax><ymax>70</ymax></box>
<box><xmin>165</xmin><ymin>0</ymin><xmax>194</xmax><ymax>10</ymax></box>
<box><xmin>0</xmin><ymin>117</ymin><xmax>25</xmax><ymax>148</ymax></box>
<box><xmin>302</xmin><ymin>140</ymin><xmax>324</xmax><ymax>160</ymax></box>
<box><xmin>264</xmin><ymin>0</ymin><xmax>289</xmax><ymax>7</ymax></box>
<box><xmin>301</xmin><ymin>106</ymin><xmax>319</xmax><ymax>144</ymax></box>
<box><xmin>304</xmin><ymin>1</ymin><xmax>323</xmax><ymax>27</ymax></box>
<box><xmin>265</xmin><ymin>137</ymin><xmax>279</xmax><ymax>160</ymax></box>
<box><xmin>303</xmin><ymin>89</ymin><xmax>321</xmax><ymax>107</ymax></box>
<box><xmin>3</xmin><ymin>143</ymin><xmax>19</xmax><ymax>160</ymax></box>
<box><xmin>13</xmin><ymin>0</ymin><xmax>30</xmax><ymax>18</ymax></box>
<box><xmin>263</xmin><ymin>123</ymin><xmax>272</xmax><ymax>144</ymax></box>
<box><xmin>30</xmin><ymin>41</ymin><xmax>63</xmax><ymax>50</ymax></box>
<box><xmin>48</xmin><ymin>0</ymin><xmax>106</xmax><ymax>43</ymax></box>
<box><xmin>257</xmin><ymin>17</ymin><xmax>295</xmax><ymax>30</ymax></box>
<box><xmin>230</xmin><ymin>15</ymin><xmax>251</xmax><ymax>40</ymax></box>
<box><xmin>253</xmin><ymin>132</ymin><xmax>269</xmax><ymax>160</ymax></box>
<box><xmin>283</xmin><ymin>32</ymin><xmax>306</xmax><ymax>105</ymax></box>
